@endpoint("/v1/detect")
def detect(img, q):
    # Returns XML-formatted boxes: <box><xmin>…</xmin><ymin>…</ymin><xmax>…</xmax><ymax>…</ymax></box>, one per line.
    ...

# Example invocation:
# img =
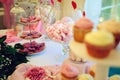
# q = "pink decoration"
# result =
<box><xmin>46</xmin><ymin>21</ymin><xmax>71</xmax><ymax>43</ymax></box>
<box><xmin>50</xmin><ymin>0</ymin><xmax>54</xmax><ymax>6</ymax></box>
<box><xmin>35</xmin><ymin>21</ymin><xmax>45</xmax><ymax>34</ymax></box>
<box><xmin>82</xmin><ymin>11</ymin><xmax>86</xmax><ymax>17</ymax></box>
<box><xmin>0</xmin><ymin>29</ymin><xmax>22</xmax><ymax>43</ymax></box>
<box><xmin>0</xmin><ymin>0</ymin><xmax>14</xmax><ymax>28</ymax></box>
<box><xmin>24</xmin><ymin>23</ymin><xmax>39</xmax><ymax>31</ymax></box>
<box><xmin>57</xmin><ymin>0</ymin><xmax>62</xmax><ymax>3</ymax></box>
<box><xmin>6</xmin><ymin>29</ymin><xmax>17</xmax><ymax>37</ymax></box>
<box><xmin>71</xmin><ymin>0</ymin><xmax>77</xmax><ymax>10</ymax></box>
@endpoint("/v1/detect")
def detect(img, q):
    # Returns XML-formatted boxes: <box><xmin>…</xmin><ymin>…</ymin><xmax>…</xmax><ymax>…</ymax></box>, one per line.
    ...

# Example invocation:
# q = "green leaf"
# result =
<box><xmin>0</xmin><ymin>36</ymin><xmax>29</xmax><ymax>79</ymax></box>
<box><xmin>14</xmin><ymin>43</ymin><xmax>24</xmax><ymax>50</ymax></box>
<box><xmin>0</xmin><ymin>35</ymin><xmax>6</xmax><ymax>44</ymax></box>
<box><xmin>0</xmin><ymin>56</ymin><xmax>4</xmax><ymax>61</ymax></box>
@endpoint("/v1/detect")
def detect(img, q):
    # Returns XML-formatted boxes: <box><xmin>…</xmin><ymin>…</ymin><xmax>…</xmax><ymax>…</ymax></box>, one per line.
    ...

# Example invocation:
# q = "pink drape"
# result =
<box><xmin>0</xmin><ymin>0</ymin><xmax>14</xmax><ymax>28</ymax></box>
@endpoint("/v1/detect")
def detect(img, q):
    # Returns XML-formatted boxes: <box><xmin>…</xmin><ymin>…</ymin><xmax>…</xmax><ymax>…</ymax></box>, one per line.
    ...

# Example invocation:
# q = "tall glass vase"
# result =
<box><xmin>39</xmin><ymin>2</ymin><xmax>55</xmax><ymax>41</ymax></box>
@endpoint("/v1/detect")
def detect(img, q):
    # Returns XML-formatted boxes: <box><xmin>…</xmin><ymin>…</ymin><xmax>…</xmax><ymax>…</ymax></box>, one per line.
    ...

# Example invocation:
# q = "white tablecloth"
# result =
<box><xmin>26</xmin><ymin>40</ymin><xmax>69</xmax><ymax>66</ymax></box>
<box><xmin>0</xmin><ymin>29</ymin><xmax>68</xmax><ymax>66</ymax></box>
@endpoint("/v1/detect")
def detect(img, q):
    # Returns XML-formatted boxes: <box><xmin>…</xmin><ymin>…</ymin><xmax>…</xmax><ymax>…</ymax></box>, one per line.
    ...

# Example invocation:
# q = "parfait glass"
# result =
<box><xmin>46</xmin><ymin>21</ymin><xmax>73</xmax><ymax>61</ymax></box>
<box><xmin>56</xmin><ymin>35</ymin><xmax>72</xmax><ymax>61</ymax></box>
<box><xmin>39</xmin><ymin>1</ymin><xmax>56</xmax><ymax>41</ymax></box>
<box><xmin>60</xmin><ymin>35</ymin><xmax>72</xmax><ymax>55</ymax></box>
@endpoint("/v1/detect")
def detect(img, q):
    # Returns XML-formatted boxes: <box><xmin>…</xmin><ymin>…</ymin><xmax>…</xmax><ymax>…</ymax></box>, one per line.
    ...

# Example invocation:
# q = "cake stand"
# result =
<box><xmin>69</xmin><ymin>40</ymin><xmax>120</xmax><ymax>80</ymax></box>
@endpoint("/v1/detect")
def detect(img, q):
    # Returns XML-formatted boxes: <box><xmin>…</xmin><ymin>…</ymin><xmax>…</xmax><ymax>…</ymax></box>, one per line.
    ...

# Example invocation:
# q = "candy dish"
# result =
<box><xmin>19</xmin><ymin>41</ymin><xmax>45</xmax><ymax>55</ymax></box>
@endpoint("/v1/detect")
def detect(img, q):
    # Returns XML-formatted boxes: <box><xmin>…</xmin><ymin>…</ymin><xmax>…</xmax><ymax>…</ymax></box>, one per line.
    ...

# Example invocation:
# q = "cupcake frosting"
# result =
<box><xmin>78</xmin><ymin>74</ymin><xmax>94</xmax><ymax>80</ymax></box>
<box><xmin>109</xmin><ymin>75</ymin><xmax>120</xmax><ymax>80</ymax></box>
<box><xmin>75</xmin><ymin>17</ymin><xmax>93</xmax><ymax>29</ymax></box>
<box><xmin>98</xmin><ymin>19</ymin><xmax>120</xmax><ymax>33</ymax></box>
<box><xmin>84</xmin><ymin>31</ymin><xmax>115</xmax><ymax>46</ymax></box>
<box><xmin>61</xmin><ymin>63</ymin><xmax>79</xmax><ymax>78</ymax></box>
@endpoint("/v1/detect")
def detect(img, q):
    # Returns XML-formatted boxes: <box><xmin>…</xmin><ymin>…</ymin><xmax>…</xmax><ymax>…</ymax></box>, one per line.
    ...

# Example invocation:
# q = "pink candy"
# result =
<box><xmin>46</xmin><ymin>21</ymin><xmax>71</xmax><ymax>43</ymax></box>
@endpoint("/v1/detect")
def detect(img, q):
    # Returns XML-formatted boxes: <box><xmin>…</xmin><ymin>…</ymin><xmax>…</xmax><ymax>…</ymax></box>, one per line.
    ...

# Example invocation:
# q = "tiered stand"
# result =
<box><xmin>69</xmin><ymin>40</ymin><xmax>120</xmax><ymax>80</ymax></box>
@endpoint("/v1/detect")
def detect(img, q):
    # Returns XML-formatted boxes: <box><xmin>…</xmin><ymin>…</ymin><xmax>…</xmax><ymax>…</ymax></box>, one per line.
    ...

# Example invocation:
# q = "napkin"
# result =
<box><xmin>0</xmin><ymin>29</ymin><xmax>22</xmax><ymax>43</ymax></box>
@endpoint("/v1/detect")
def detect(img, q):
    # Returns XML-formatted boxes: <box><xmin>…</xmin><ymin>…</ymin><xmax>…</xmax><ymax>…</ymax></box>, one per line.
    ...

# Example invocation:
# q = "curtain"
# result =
<box><xmin>0</xmin><ymin>0</ymin><xmax>14</xmax><ymax>28</ymax></box>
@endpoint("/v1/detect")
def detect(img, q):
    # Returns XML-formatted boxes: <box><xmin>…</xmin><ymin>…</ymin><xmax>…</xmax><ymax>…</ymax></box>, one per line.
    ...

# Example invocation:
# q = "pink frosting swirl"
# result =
<box><xmin>61</xmin><ymin>63</ymin><xmax>79</xmax><ymax>78</ymax></box>
<box><xmin>75</xmin><ymin>17</ymin><xmax>93</xmax><ymax>29</ymax></box>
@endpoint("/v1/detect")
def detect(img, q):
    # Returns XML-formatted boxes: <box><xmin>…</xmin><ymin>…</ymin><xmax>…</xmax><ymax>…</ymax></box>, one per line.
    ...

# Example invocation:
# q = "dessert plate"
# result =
<box><xmin>27</xmin><ymin>46</ymin><xmax>46</xmax><ymax>56</ymax></box>
<box><xmin>18</xmin><ymin>31</ymin><xmax>43</xmax><ymax>40</ymax></box>
<box><xmin>19</xmin><ymin>41</ymin><xmax>46</xmax><ymax>56</ymax></box>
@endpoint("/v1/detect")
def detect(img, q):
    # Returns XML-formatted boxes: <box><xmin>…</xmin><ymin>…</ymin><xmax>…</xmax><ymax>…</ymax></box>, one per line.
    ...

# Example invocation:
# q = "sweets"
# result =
<box><xmin>20</xmin><ymin>31</ymin><xmax>42</xmax><ymax>40</ymax></box>
<box><xmin>73</xmin><ymin>16</ymin><xmax>93</xmax><ymax>42</ymax></box>
<box><xmin>46</xmin><ymin>21</ymin><xmax>71</xmax><ymax>43</ymax></box>
<box><xmin>20</xmin><ymin>16</ymin><xmax>40</xmax><ymax>23</ymax></box>
<box><xmin>60</xmin><ymin>63</ymin><xmax>79</xmax><ymax>80</ymax></box>
<box><xmin>98</xmin><ymin>19</ymin><xmax>120</xmax><ymax>48</ymax></box>
<box><xmin>84</xmin><ymin>31</ymin><xmax>115</xmax><ymax>58</ymax></box>
<box><xmin>109</xmin><ymin>75</ymin><xmax>120</xmax><ymax>80</ymax></box>
<box><xmin>19</xmin><ymin>41</ymin><xmax>45</xmax><ymax>54</ymax></box>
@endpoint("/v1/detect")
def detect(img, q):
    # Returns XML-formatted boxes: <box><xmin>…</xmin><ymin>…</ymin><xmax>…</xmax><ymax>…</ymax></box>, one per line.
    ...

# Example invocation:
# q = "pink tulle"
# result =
<box><xmin>0</xmin><ymin>29</ymin><xmax>22</xmax><ymax>43</ymax></box>
<box><xmin>35</xmin><ymin>21</ymin><xmax>45</xmax><ymax>34</ymax></box>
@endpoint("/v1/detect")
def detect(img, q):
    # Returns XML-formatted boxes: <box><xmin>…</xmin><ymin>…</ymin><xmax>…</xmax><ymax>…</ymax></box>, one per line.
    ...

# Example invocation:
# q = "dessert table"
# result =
<box><xmin>0</xmin><ymin>29</ymin><xmax>69</xmax><ymax>66</ymax></box>
<box><xmin>26</xmin><ymin>40</ymin><xmax>69</xmax><ymax>66</ymax></box>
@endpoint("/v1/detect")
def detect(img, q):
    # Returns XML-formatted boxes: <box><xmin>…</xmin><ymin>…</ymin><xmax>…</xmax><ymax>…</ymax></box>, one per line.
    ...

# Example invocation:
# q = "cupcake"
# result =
<box><xmin>78</xmin><ymin>74</ymin><xmax>94</xmax><ymax>80</ymax></box>
<box><xmin>109</xmin><ymin>75</ymin><xmax>120</xmax><ymax>80</ymax></box>
<box><xmin>73</xmin><ymin>12</ymin><xmax>93</xmax><ymax>42</ymax></box>
<box><xmin>60</xmin><ymin>63</ymin><xmax>79</xmax><ymax>80</ymax></box>
<box><xmin>98</xmin><ymin>19</ymin><xmax>120</xmax><ymax>48</ymax></box>
<box><xmin>84</xmin><ymin>31</ymin><xmax>115</xmax><ymax>58</ymax></box>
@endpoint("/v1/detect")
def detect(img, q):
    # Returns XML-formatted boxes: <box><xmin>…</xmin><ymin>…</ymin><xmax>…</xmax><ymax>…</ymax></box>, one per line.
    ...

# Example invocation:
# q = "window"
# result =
<box><xmin>100</xmin><ymin>0</ymin><xmax>120</xmax><ymax>22</ymax></box>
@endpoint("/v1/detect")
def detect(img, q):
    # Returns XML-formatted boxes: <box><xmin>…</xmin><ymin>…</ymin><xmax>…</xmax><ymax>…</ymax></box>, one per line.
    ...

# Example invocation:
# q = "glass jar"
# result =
<box><xmin>10</xmin><ymin>3</ymin><xmax>25</xmax><ymax>34</ymax></box>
